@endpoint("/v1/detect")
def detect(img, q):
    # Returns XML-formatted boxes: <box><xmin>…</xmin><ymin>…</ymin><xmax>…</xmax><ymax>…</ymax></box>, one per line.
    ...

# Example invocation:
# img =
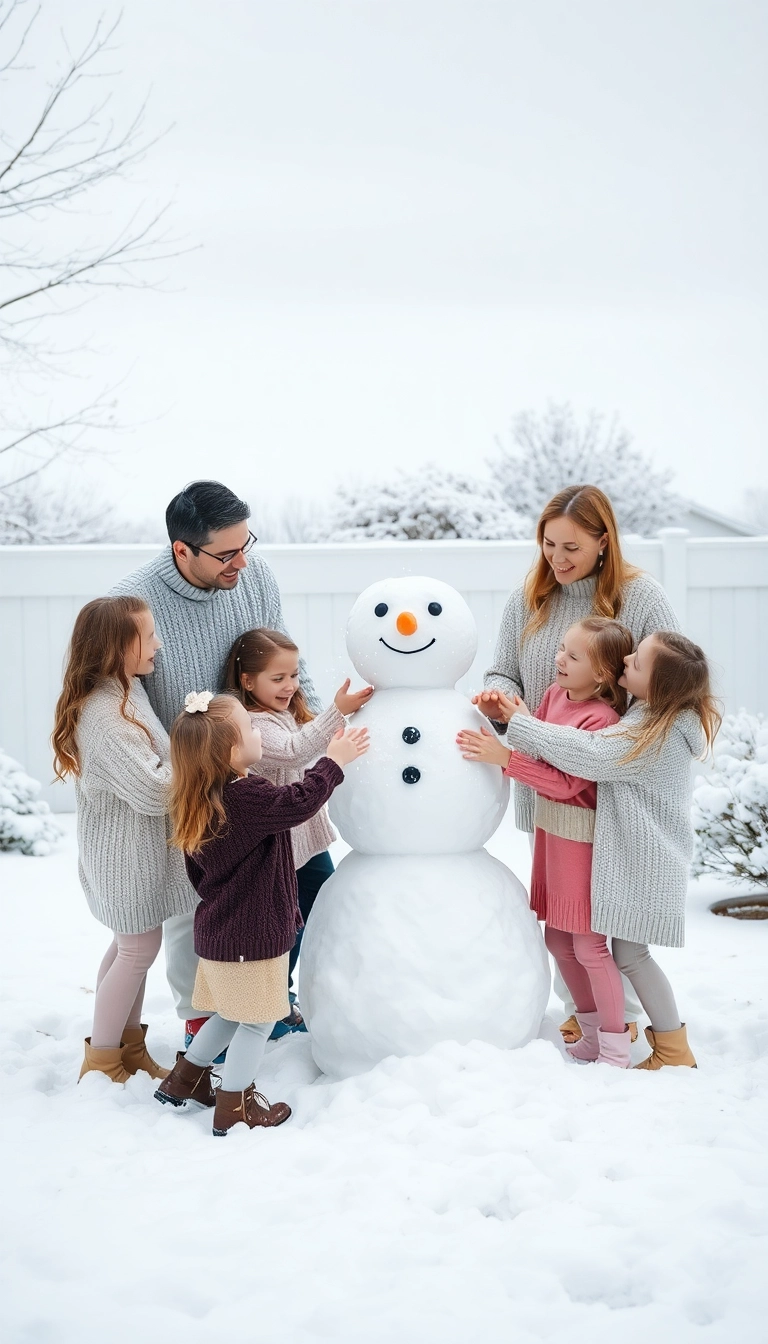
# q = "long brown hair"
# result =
<box><xmin>168</xmin><ymin>695</ymin><xmax>240</xmax><ymax>852</ymax></box>
<box><xmin>573</xmin><ymin>616</ymin><xmax>634</xmax><ymax>716</ymax></box>
<box><xmin>620</xmin><ymin>631</ymin><xmax>722</xmax><ymax>762</ymax></box>
<box><xmin>52</xmin><ymin>596</ymin><xmax>152</xmax><ymax>780</ymax></box>
<box><xmin>224</xmin><ymin>627</ymin><xmax>314</xmax><ymax>725</ymax></box>
<box><xmin>523</xmin><ymin>485</ymin><xmax>641</xmax><ymax>639</ymax></box>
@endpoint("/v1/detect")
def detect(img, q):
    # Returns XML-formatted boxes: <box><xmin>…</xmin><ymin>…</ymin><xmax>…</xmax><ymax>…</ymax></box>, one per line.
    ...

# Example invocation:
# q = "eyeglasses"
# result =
<box><xmin>181</xmin><ymin>530</ymin><xmax>258</xmax><ymax>566</ymax></box>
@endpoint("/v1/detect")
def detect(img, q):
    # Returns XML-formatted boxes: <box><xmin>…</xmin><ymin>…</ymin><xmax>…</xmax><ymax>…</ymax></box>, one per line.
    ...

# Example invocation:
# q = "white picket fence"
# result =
<box><xmin>1</xmin><ymin>530</ymin><xmax>767</xmax><ymax>811</ymax></box>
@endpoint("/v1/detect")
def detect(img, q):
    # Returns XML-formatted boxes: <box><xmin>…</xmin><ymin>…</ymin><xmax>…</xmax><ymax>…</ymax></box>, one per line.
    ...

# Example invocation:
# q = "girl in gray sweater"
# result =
<box><xmin>465</xmin><ymin>631</ymin><xmax>721</xmax><ymax>1069</ymax></box>
<box><xmin>53</xmin><ymin>597</ymin><xmax>197</xmax><ymax>1085</ymax></box>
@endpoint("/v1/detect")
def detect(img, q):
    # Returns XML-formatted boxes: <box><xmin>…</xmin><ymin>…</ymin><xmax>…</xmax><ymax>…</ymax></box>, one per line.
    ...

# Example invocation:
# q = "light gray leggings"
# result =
<box><xmin>184</xmin><ymin>1013</ymin><xmax>274</xmax><ymax>1092</ymax></box>
<box><xmin>611</xmin><ymin>940</ymin><xmax>682</xmax><ymax>1033</ymax></box>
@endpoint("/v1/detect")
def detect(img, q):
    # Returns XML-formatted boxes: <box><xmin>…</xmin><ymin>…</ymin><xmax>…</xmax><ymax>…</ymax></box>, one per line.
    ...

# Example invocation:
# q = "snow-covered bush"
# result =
<box><xmin>316</xmin><ymin>465</ymin><xmax>529</xmax><ymax>542</ymax></box>
<box><xmin>0</xmin><ymin>749</ymin><xmax>62</xmax><ymax>856</ymax></box>
<box><xmin>489</xmin><ymin>403</ymin><xmax>683</xmax><ymax>537</ymax></box>
<box><xmin>692</xmin><ymin>710</ymin><xmax>768</xmax><ymax>885</ymax></box>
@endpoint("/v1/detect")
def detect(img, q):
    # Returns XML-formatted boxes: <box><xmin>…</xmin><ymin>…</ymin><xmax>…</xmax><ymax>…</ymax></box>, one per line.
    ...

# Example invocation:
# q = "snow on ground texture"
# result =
<box><xmin>1</xmin><ymin>815</ymin><xmax>767</xmax><ymax>1344</ymax></box>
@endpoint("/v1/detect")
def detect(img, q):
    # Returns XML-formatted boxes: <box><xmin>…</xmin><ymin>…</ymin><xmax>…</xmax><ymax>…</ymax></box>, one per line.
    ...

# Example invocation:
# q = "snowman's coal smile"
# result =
<box><xmin>379</xmin><ymin>637</ymin><xmax>436</xmax><ymax>655</ymax></box>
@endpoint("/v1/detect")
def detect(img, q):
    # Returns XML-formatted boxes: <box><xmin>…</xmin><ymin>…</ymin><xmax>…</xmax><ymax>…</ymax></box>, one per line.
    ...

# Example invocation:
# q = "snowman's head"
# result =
<box><xmin>346</xmin><ymin>576</ymin><xmax>477</xmax><ymax>689</ymax></box>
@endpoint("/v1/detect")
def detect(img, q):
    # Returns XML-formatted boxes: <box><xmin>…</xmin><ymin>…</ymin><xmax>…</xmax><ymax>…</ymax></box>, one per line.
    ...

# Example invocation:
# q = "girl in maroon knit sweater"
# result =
<box><xmin>458</xmin><ymin>618</ymin><xmax>635</xmax><ymax>1068</ymax></box>
<box><xmin>156</xmin><ymin>692</ymin><xmax>368</xmax><ymax>1135</ymax></box>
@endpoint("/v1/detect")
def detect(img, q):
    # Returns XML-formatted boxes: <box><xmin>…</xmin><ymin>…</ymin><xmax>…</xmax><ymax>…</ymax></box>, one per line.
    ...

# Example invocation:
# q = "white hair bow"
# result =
<box><xmin>184</xmin><ymin>690</ymin><xmax>214</xmax><ymax>714</ymax></box>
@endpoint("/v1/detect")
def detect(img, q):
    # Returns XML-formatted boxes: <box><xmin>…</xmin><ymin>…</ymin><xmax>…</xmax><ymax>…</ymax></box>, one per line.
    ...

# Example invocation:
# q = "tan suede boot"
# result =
<box><xmin>121</xmin><ymin>1024</ymin><xmax>169</xmax><ymax>1080</ymax></box>
<box><xmin>79</xmin><ymin>1038</ymin><xmax>131</xmax><ymax>1084</ymax></box>
<box><xmin>559</xmin><ymin>1014</ymin><xmax>582</xmax><ymax>1044</ymax></box>
<box><xmin>212</xmin><ymin>1084</ymin><xmax>291</xmax><ymax>1136</ymax></box>
<box><xmin>634</xmin><ymin>1024</ymin><xmax>697</xmax><ymax>1070</ymax></box>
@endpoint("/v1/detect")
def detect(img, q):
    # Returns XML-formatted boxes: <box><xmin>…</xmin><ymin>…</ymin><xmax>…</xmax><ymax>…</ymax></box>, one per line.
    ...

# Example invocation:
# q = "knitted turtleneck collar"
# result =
<box><xmin>156</xmin><ymin>545</ymin><xmax>221</xmax><ymax>603</ymax></box>
<box><xmin>557</xmin><ymin>574</ymin><xmax>598</xmax><ymax>603</ymax></box>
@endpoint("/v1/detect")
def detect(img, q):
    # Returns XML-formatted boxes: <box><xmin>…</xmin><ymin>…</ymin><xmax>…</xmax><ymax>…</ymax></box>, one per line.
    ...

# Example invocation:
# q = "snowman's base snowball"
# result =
<box><xmin>299</xmin><ymin>849</ymin><xmax>550</xmax><ymax>1079</ymax></box>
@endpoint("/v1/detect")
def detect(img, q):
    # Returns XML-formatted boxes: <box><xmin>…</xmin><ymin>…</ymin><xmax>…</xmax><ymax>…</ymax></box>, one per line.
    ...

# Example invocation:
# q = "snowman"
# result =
<box><xmin>299</xmin><ymin>576</ymin><xmax>550</xmax><ymax>1079</ymax></box>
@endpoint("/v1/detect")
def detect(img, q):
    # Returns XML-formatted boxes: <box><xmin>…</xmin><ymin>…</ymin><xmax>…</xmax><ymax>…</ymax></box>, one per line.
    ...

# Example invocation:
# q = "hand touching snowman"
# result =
<box><xmin>457</xmin><ymin>688</ymin><xmax>531</xmax><ymax>766</ymax></box>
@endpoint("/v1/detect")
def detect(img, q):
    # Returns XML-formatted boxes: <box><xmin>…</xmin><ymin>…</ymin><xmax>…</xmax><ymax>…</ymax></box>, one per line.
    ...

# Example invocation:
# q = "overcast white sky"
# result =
<box><xmin>8</xmin><ymin>0</ymin><xmax>768</xmax><ymax>528</ymax></box>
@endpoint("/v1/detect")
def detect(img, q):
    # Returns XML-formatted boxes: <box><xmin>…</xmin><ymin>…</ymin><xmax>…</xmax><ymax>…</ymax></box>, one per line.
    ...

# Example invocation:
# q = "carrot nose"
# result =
<box><xmin>396</xmin><ymin>611</ymin><xmax>418</xmax><ymax>636</ymax></box>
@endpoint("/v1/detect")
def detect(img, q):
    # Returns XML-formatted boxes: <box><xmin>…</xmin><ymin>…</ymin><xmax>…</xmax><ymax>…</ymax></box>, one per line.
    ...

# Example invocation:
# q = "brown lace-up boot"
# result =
<box><xmin>212</xmin><ymin>1084</ymin><xmax>291</xmax><ymax>1136</ymax></box>
<box><xmin>121</xmin><ymin>1025</ymin><xmax>169</xmax><ymax>1080</ymax></box>
<box><xmin>154</xmin><ymin>1052</ymin><xmax>218</xmax><ymax>1108</ymax></box>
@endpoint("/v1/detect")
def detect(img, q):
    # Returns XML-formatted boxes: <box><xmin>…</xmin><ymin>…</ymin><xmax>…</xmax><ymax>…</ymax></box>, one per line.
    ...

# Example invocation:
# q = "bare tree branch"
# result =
<box><xmin>0</xmin><ymin>0</ymin><xmax>186</xmax><ymax>496</ymax></box>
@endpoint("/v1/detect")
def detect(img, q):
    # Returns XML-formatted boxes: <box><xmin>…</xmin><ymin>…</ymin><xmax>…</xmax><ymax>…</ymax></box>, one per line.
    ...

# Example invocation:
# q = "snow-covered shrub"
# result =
<box><xmin>692</xmin><ymin>710</ymin><xmax>768</xmax><ymax>885</ymax></box>
<box><xmin>316</xmin><ymin>465</ymin><xmax>529</xmax><ymax>542</ymax></box>
<box><xmin>489</xmin><ymin>403</ymin><xmax>683</xmax><ymax>537</ymax></box>
<box><xmin>0</xmin><ymin>749</ymin><xmax>62</xmax><ymax>856</ymax></box>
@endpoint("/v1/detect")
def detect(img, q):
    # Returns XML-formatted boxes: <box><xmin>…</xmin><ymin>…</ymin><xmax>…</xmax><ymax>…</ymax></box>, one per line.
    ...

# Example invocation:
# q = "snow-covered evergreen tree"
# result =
<box><xmin>489</xmin><ymin>403</ymin><xmax>683</xmax><ymax>536</ymax></box>
<box><xmin>0</xmin><ymin>749</ymin><xmax>62</xmax><ymax>856</ymax></box>
<box><xmin>316</xmin><ymin>465</ymin><xmax>529</xmax><ymax>542</ymax></box>
<box><xmin>692</xmin><ymin>710</ymin><xmax>768</xmax><ymax>886</ymax></box>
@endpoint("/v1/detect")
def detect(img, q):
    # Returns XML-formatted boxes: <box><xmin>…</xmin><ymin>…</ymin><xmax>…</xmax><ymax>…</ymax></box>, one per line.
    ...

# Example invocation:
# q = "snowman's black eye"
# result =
<box><xmin>374</xmin><ymin>602</ymin><xmax>388</xmax><ymax>617</ymax></box>
<box><xmin>428</xmin><ymin>602</ymin><xmax>442</xmax><ymax>616</ymax></box>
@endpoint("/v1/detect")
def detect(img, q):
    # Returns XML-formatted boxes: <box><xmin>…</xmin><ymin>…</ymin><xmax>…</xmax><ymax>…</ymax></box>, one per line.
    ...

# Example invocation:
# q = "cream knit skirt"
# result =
<box><xmin>191</xmin><ymin>954</ymin><xmax>289</xmax><ymax>1024</ymax></box>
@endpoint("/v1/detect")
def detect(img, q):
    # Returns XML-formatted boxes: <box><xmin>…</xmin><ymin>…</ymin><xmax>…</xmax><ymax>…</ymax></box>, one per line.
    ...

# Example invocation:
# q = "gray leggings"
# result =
<box><xmin>611</xmin><ymin>940</ymin><xmax>682</xmax><ymax>1033</ymax></box>
<box><xmin>184</xmin><ymin>1013</ymin><xmax>274</xmax><ymax>1092</ymax></box>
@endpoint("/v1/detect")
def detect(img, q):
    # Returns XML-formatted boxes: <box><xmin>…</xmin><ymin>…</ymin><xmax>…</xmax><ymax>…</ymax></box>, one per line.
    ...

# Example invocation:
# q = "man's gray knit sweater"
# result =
<box><xmin>507</xmin><ymin>705</ymin><xmax>703</xmax><ymax>948</ymax></box>
<box><xmin>484</xmin><ymin>573</ymin><xmax>679</xmax><ymax>831</ymax></box>
<box><xmin>109</xmin><ymin>547</ymin><xmax>320</xmax><ymax>730</ymax></box>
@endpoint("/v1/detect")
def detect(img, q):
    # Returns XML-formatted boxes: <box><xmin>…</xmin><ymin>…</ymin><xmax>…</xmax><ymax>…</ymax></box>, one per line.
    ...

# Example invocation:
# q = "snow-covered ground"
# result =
<box><xmin>2</xmin><ymin>813</ymin><xmax>767</xmax><ymax>1343</ymax></box>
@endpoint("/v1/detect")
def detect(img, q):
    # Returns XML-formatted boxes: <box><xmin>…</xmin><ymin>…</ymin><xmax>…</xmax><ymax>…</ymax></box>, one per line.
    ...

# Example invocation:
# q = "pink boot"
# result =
<box><xmin>596</xmin><ymin>1027</ymin><xmax>632</xmax><ymax>1068</ymax></box>
<box><xmin>566</xmin><ymin>1012</ymin><xmax>600</xmax><ymax>1063</ymax></box>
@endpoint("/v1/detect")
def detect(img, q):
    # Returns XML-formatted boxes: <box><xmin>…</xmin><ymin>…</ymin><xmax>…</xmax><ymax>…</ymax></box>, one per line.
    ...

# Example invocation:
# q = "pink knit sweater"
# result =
<box><xmin>504</xmin><ymin>685</ymin><xmax>620</xmax><ymax>934</ymax></box>
<box><xmin>248</xmin><ymin>704</ymin><xmax>345</xmax><ymax>868</ymax></box>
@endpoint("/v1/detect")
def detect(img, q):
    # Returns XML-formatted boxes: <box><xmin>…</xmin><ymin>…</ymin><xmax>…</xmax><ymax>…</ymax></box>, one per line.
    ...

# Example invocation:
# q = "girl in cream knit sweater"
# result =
<box><xmin>52</xmin><ymin>597</ymin><xmax>196</xmax><ymax>1085</ymax></box>
<box><xmin>223</xmin><ymin>628</ymin><xmax>373</xmax><ymax>1032</ymax></box>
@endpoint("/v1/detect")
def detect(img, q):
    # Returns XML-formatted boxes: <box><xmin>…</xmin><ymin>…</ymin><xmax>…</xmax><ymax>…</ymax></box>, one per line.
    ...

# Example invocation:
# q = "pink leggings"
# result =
<box><xmin>91</xmin><ymin>929</ymin><xmax>163</xmax><ymax>1049</ymax></box>
<box><xmin>544</xmin><ymin>926</ymin><xmax>625</xmax><ymax>1034</ymax></box>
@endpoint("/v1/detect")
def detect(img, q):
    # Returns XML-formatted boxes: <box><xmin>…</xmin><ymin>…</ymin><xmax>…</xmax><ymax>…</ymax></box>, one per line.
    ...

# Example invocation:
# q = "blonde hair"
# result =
<box><xmin>52</xmin><ymin>597</ymin><xmax>152</xmax><ymax>780</ymax></box>
<box><xmin>620</xmin><ymin>631</ymin><xmax>722</xmax><ymax>762</ymax></box>
<box><xmin>168</xmin><ymin>695</ymin><xmax>240</xmax><ymax>852</ymax></box>
<box><xmin>524</xmin><ymin>484</ymin><xmax>641</xmax><ymax>639</ymax></box>
<box><xmin>571</xmin><ymin>616</ymin><xmax>634</xmax><ymax>716</ymax></box>
<box><xmin>224</xmin><ymin>628</ymin><xmax>314</xmax><ymax>725</ymax></box>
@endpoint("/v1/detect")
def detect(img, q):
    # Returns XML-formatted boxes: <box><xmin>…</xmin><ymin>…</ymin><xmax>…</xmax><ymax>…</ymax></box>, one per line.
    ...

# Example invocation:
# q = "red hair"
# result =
<box><xmin>524</xmin><ymin>485</ymin><xmax>640</xmax><ymax>638</ymax></box>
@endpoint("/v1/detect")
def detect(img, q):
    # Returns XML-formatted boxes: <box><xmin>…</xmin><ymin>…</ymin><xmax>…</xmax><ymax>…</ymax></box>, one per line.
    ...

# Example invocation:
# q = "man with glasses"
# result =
<box><xmin>109</xmin><ymin>479</ymin><xmax>320</xmax><ymax>1038</ymax></box>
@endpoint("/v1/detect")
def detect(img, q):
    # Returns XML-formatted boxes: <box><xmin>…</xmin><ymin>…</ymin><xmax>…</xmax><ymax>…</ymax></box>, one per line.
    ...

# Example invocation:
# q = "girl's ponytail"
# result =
<box><xmin>621</xmin><ymin>631</ymin><xmax>722</xmax><ymax>762</ymax></box>
<box><xmin>168</xmin><ymin>696</ymin><xmax>240</xmax><ymax>852</ymax></box>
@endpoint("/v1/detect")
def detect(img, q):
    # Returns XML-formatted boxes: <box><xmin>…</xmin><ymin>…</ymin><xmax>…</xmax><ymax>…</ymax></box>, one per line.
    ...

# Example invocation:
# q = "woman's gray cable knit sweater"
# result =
<box><xmin>507</xmin><ymin>705</ymin><xmax>703</xmax><ymax>947</ymax></box>
<box><xmin>74</xmin><ymin>678</ymin><xmax>197</xmax><ymax>934</ymax></box>
<box><xmin>484</xmin><ymin>573</ymin><xmax>680</xmax><ymax>831</ymax></box>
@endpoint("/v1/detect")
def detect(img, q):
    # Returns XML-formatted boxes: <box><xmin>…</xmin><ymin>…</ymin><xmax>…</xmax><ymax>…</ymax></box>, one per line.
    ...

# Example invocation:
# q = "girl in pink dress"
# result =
<box><xmin>458</xmin><ymin>617</ymin><xmax>635</xmax><ymax>1068</ymax></box>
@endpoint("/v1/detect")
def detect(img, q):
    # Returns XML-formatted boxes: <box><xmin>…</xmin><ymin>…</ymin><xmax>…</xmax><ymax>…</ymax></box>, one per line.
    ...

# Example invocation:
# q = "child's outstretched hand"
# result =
<box><xmin>472</xmin><ymin>689</ymin><xmax>519</xmax><ymax>723</ymax></box>
<box><xmin>335</xmin><ymin>678</ymin><xmax>374</xmax><ymax>715</ymax></box>
<box><xmin>456</xmin><ymin>726</ymin><xmax>512</xmax><ymax>768</ymax></box>
<box><xmin>509</xmin><ymin>694</ymin><xmax>531</xmax><ymax>717</ymax></box>
<box><xmin>326</xmin><ymin>726</ymin><xmax>370</xmax><ymax>767</ymax></box>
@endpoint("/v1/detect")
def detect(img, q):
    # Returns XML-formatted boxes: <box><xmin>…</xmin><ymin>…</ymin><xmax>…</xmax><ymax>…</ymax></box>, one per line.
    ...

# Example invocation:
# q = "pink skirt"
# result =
<box><xmin>529</xmin><ymin>828</ymin><xmax>595</xmax><ymax>935</ymax></box>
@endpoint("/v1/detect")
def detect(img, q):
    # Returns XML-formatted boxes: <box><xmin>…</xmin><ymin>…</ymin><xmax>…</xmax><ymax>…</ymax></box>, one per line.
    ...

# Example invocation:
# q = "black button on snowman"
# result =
<box><xmin>402</xmin><ymin>726</ymin><xmax>421</xmax><ymax>782</ymax></box>
<box><xmin>298</xmin><ymin>575</ymin><xmax>550</xmax><ymax>1080</ymax></box>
